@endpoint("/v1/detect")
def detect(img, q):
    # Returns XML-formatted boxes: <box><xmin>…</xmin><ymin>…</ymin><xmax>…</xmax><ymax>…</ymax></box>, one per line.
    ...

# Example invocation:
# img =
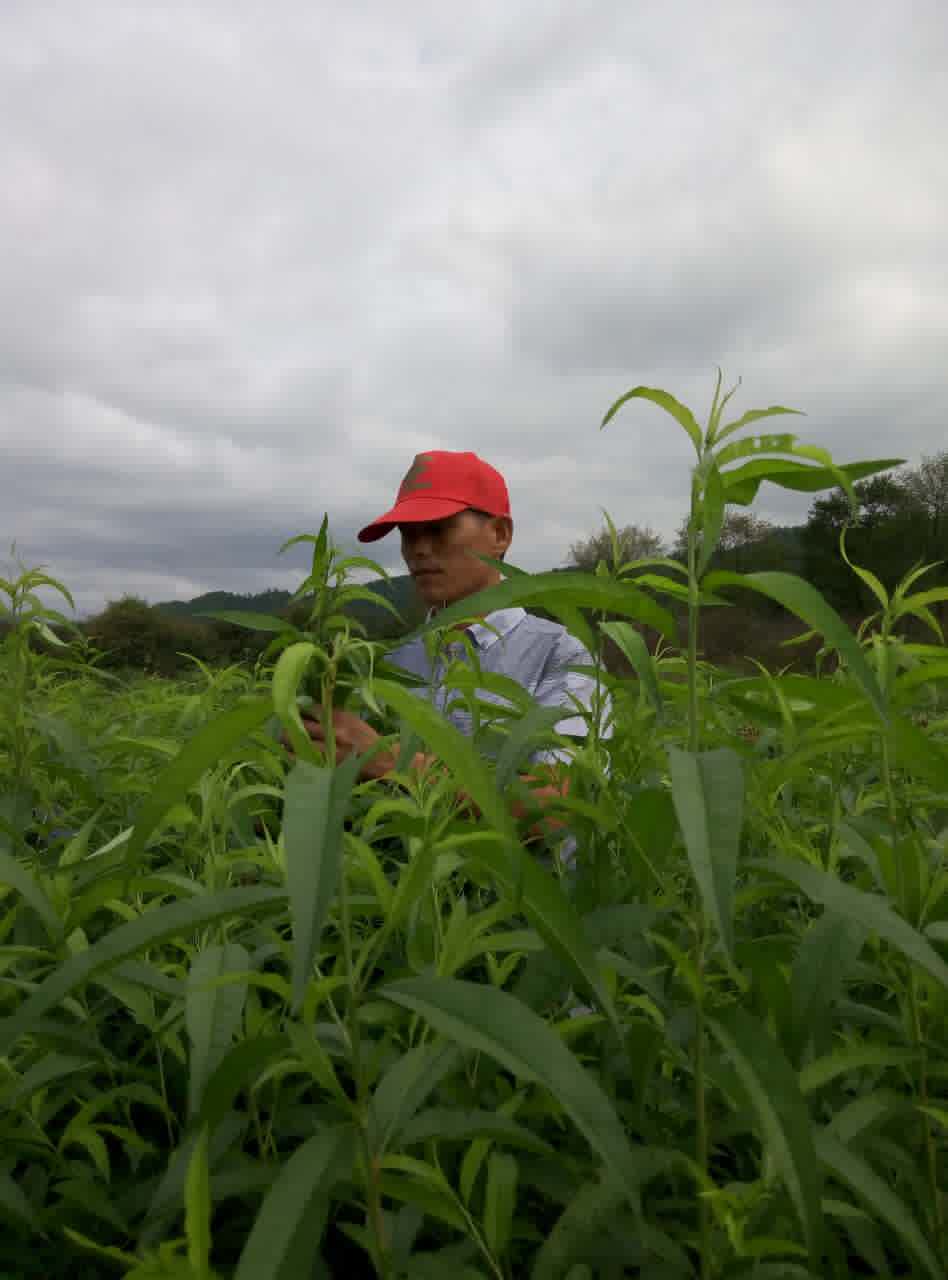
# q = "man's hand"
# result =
<box><xmin>284</xmin><ymin>707</ymin><xmax>397</xmax><ymax>781</ymax></box>
<box><xmin>282</xmin><ymin>712</ymin><xmax>566</xmax><ymax>834</ymax></box>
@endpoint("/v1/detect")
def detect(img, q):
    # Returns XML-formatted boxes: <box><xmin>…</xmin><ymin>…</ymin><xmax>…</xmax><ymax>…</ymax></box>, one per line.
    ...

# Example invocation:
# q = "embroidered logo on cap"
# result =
<box><xmin>398</xmin><ymin>453</ymin><xmax>433</xmax><ymax>497</ymax></box>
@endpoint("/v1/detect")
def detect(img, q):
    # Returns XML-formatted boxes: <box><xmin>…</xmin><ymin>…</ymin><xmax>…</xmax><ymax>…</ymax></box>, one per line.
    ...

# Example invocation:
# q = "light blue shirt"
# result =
<box><xmin>387</xmin><ymin>606</ymin><xmax>611</xmax><ymax>765</ymax></box>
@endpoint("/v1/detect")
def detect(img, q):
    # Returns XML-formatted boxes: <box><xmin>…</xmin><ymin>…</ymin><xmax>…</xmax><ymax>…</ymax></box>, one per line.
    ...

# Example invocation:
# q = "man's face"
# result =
<box><xmin>400</xmin><ymin>510</ymin><xmax>513</xmax><ymax>608</ymax></box>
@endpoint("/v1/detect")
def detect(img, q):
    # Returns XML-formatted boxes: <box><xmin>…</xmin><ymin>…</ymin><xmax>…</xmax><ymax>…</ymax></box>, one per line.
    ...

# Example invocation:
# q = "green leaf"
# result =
<box><xmin>382</xmin><ymin>976</ymin><xmax>645</xmax><ymax>1190</ymax></box>
<box><xmin>126</xmin><ymin>697</ymin><xmax>273</xmax><ymax>869</ymax></box>
<box><xmin>707</xmin><ymin>1006</ymin><xmax>823</xmax><ymax>1257</ymax></box>
<box><xmin>185</xmin><ymin>1125</ymin><xmax>212</xmax><ymax>1279</ymax></box>
<box><xmin>600</xmin><ymin>621</ymin><xmax>664</xmax><ymax>721</ymax></box>
<box><xmin>195</xmin><ymin>1035</ymin><xmax>290</xmax><ymax>1134</ymax></box>
<box><xmin>898</xmin><ymin>585</ymin><xmax>948</xmax><ymax>613</ymax></box>
<box><xmin>374</xmin><ymin>685</ymin><xmax>615</xmax><ymax>1019</ymax></box>
<box><xmin>385</xmin><ymin>836</ymin><xmax>440</xmax><ymax>933</ymax></box>
<box><xmin>790</xmin><ymin>914</ymin><xmax>866</xmax><ymax>1062</ymax></box>
<box><xmin>368</xmin><ymin>1043</ymin><xmax>462</xmax><ymax>1154</ymax></box>
<box><xmin>814</xmin><ymin>1130</ymin><xmax>942</xmax><ymax>1280</ymax></box>
<box><xmin>838</xmin><ymin>532</ymin><xmax>889</xmax><ymax>610</ymax></box>
<box><xmin>398</xmin><ymin>1108</ymin><xmax>554</xmax><ymax>1156</ymax></box>
<box><xmin>829</xmin><ymin>1091</ymin><xmax>909</xmax><ymax>1144</ymax></box>
<box><xmin>704</xmin><ymin>571</ymin><xmax>885</xmax><ymax>718</ymax></box>
<box><xmin>531</xmin><ymin>1175</ymin><xmax>626</xmax><ymax>1280</ymax></box>
<box><xmin>667</xmin><ymin>747</ymin><xmax>743</xmax><ymax>959</ymax></box>
<box><xmin>753</xmin><ymin>856</ymin><xmax>948</xmax><ymax>991</ymax></box>
<box><xmin>473</xmin><ymin>838</ymin><xmax>618</xmax><ymax>1026</ymax></box>
<box><xmin>714</xmin><ymin>405</ymin><xmax>805</xmax><ymax>446</ymax></box>
<box><xmin>56</xmin><ymin>1177</ymin><xmax>128</xmax><ymax>1234</ymax></box>
<box><xmin>186</xmin><ymin>944</ymin><xmax>250</xmax><ymax>1118</ymax></box>
<box><xmin>484</xmin><ymin>1152</ymin><xmax>517</xmax><ymax>1257</ymax></box>
<box><xmin>7</xmin><ymin>1052</ymin><xmax>96</xmax><ymax>1108</ymax></box>
<box><xmin>714</xmin><ymin>433</ymin><xmax>833</xmax><ymax>471</ymax></box>
<box><xmin>697</xmin><ymin>463</ymin><xmax>726</xmax><ymax>576</ymax></box>
<box><xmin>0</xmin><ymin>1170</ymin><xmax>39</xmax><ymax>1230</ymax></box>
<box><xmin>800</xmin><ymin>1046</ymin><xmax>919</xmax><ymax>1095</ymax></box>
<box><xmin>271</xmin><ymin>642</ymin><xmax>320</xmax><ymax>753</ymax></box>
<box><xmin>601</xmin><ymin>385</ymin><xmax>702</xmax><ymax>454</ymax></box>
<box><xmin>282</xmin><ymin>756</ymin><xmax>361</xmax><ymax>1010</ymax></box>
<box><xmin>0</xmin><ymin>848</ymin><xmax>62</xmax><ymax>940</ymax></box>
<box><xmin>893</xmin><ymin>659</ymin><xmax>948</xmax><ymax>701</ymax></box>
<box><xmin>0</xmin><ymin>886</ymin><xmax>285</xmax><ymax>1055</ymax></box>
<box><xmin>334</xmin><ymin>584</ymin><xmax>404</xmax><ymax>623</ymax></box>
<box><xmin>233</xmin><ymin>1126</ymin><xmax>355</xmax><ymax>1280</ymax></box>
<box><xmin>888</xmin><ymin>714</ymin><xmax>948</xmax><ymax>791</ymax></box>
<box><xmin>400</xmin><ymin>571</ymin><xmax>677</xmax><ymax>646</ymax></box>
<box><xmin>918</xmin><ymin>1104</ymin><xmax>948</xmax><ymax>1132</ymax></box>
<box><xmin>199</xmin><ymin>610</ymin><xmax>294</xmax><ymax>632</ymax></box>
<box><xmin>721</xmin><ymin>458</ymin><xmax>902</xmax><ymax>505</ymax></box>
<box><xmin>493</xmin><ymin>703</ymin><xmax>565</xmax><ymax>791</ymax></box>
<box><xmin>371</xmin><ymin>679</ymin><xmax>517</xmax><ymax>838</ymax></box>
<box><xmin>378</xmin><ymin>1163</ymin><xmax>467</xmax><ymax>1233</ymax></box>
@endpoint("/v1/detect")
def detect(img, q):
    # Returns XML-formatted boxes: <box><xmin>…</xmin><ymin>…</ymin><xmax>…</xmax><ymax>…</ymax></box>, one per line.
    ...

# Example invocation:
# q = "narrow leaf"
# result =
<box><xmin>383</xmin><ymin>976</ymin><xmax>646</xmax><ymax>1191</ymax></box>
<box><xmin>185</xmin><ymin>1125</ymin><xmax>212</xmax><ymax>1279</ymax></box>
<box><xmin>790</xmin><ymin>914</ymin><xmax>866</xmax><ymax>1062</ymax></box>
<box><xmin>800</xmin><ymin>1046</ymin><xmax>919</xmax><ymax>1095</ymax></box>
<box><xmin>708</xmin><ymin>1006</ymin><xmax>823</xmax><ymax>1256</ymax></box>
<box><xmin>601</xmin><ymin>385</ymin><xmax>702</xmax><ymax>453</ymax></box>
<box><xmin>888</xmin><ymin>714</ymin><xmax>948</xmax><ymax>791</ymax></box>
<box><xmin>721</xmin><ymin>458</ymin><xmax>902</xmax><ymax>505</ymax></box>
<box><xmin>199</xmin><ymin>610</ymin><xmax>293</xmax><ymax>632</ymax></box>
<box><xmin>0</xmin><ymin>886</ymin><xmax>285</xmax><ymax>1055</ymax></box>
<box><xmin>397</xmin><ymin>571</ymin><xmax>677</xmax><ymax>646</ymax></box>
<box><xmin>0</xmin><ymin>1171</ymin><xmax>38</xmax><ymax>1230</ymax></box>
<box><xmin>0</xmin><ymin>848</ymin><xmax>62</xmax><ymax>940</ymax></box>
<box><xmin>196</xmin><ymin>1035</ymin><xmax>290</xmax><ymax>1134</ymax></box>
<box><xmin>600</xmin><ymin>621</ymin><xmax>664</xmax><ymax>721</ymax></box>
<box><xmin>715</xmin><ymin>405</ymin><xmax>805</xmax><ymax>446</ymax></box>
<box><xmin>815</xmin><ymin>1130</ymin><xmax>942</xmax><ymax>1280</ymax></box>
<box><xmin>697</xmin><ymin>463</ymin><xmax>726</xmax><ymax>576</ymax></box>
<box><xmin>233</xmin><ymin>1126</ymin><xmax>355</xmax><ymax>1280</ymax></box>
<box><xmin>186</xmin><ymin>944</ymin><xmax>250</xmax><ymax>1117</ymax></box>
<box><xmin>754</xmin><ymin>856</ymin><xmax>948</xmax><ymax>991</ymax></box>
<box><xmin>667</xmin><ymin>747</ymin><xmax>743</xmax><ymax>959</ymax></box>
<box><xmin>484</xmin><ymin>1152</ymin><xmax>517</xmax><ymax>1257</ymax></box>
<box><xmin>283</xmin><ymin>756</ymin><xmax>361</xmax><ymax>1010</ymax></box>
<box><xmin>126</xmin><ymin>698</ymin><xmax>273</xmax><ymax>869</ymax></box>
<box><xmin>369</xmin><ymin>1043</ymin><xmax>462</xmax><ymax>1154</ymax></box>
<box><xmin>704</xmin><ymin>571</ymin><xmax>885</xmax><ymax>717</ymax></box>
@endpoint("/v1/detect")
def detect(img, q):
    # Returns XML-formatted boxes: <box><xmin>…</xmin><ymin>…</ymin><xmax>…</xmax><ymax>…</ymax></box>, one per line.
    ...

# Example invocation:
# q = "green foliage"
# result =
<box><xmin>1</xmin><ymin>379</ymin><xmax>946</xmax><ymax>1278</ymax></box>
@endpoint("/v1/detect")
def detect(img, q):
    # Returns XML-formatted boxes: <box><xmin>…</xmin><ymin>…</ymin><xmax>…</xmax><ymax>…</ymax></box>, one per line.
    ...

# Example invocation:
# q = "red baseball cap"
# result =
<box><xmin>357</xmin><ymin>450</ymin><xmax>510</xmax><ymax>543</ymax></box>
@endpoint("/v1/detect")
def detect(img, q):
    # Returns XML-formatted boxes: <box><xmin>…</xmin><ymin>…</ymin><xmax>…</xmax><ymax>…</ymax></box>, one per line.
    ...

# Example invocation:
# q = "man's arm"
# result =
<box><xmin>293</xmin><ymin>709</ymin><xmax>570</xmax><ymax>836</ymax></box>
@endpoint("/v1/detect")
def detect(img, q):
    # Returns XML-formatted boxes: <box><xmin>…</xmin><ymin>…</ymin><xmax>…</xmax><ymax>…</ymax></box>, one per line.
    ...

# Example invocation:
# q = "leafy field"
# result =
<box><xmin>2</xmin><ymin>381</ymin><xmax>947</xmax><ymax>1278</ymax></box>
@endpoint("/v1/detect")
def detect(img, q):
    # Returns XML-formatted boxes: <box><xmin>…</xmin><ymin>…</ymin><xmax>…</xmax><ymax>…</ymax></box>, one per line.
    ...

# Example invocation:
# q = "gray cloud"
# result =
<box><xmin>2</xmin><ymin>1</ymin><xmax>946</xmax><ymax>616</ymax></box>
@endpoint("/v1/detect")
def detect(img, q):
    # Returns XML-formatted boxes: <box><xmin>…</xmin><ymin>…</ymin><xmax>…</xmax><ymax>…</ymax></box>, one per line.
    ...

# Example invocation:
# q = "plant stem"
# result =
<box><xmin>687</xmin><ymin>477</ymin><xmax>701</xmax><ymax>754</ymax></box>
<box><xmin>339</xmin><ymin>852</ymin><xmax>390</xmax><ymax>1276</ymax></box>
<box><xmin>694</xmin><ymin>926</ymin><xmax>711</xmax><ymax>1280</ymax></box>
<box><xmin>908</xmin><ymin>975</ymin><xmax>943</xmax><ymax>1251</ymax></box>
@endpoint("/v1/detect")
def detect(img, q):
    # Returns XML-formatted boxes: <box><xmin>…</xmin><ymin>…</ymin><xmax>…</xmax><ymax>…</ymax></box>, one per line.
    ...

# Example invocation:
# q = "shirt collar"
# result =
<box><xmin>467</xmin><ymin>607</ymin><xmax>526</xmax><ymax>651</ymax></box>
<box><xmin>423</xmin><ymin>605</ymin><xmax>526</xmax><ymax>651</ymax></box>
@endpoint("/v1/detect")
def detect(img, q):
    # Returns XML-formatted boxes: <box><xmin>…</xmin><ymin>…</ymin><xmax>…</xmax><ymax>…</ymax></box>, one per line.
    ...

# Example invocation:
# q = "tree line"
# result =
<box><xmin>7</xmin><ymin>451</ymin><xmax>943</xmax><ymax>676</ymax></box>
<box><xmin>568</xmin><ymin>450</ymin><xmax>948</xmax><ymax>616</ymax></box>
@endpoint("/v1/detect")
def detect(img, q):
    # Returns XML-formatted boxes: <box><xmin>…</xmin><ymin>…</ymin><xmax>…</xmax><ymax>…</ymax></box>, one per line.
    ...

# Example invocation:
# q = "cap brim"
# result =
<box><xmin>356</xmin><ymin>496</ymin><xmax>469</xmax><ymax>543</ymax></box>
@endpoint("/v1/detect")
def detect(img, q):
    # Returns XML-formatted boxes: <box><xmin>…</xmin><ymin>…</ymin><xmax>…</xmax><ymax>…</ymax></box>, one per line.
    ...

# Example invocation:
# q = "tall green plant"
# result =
<box><xmin>2</xmin><ymin>384</ymin><xmax>947</xmax><ymax>1278</ymax></box>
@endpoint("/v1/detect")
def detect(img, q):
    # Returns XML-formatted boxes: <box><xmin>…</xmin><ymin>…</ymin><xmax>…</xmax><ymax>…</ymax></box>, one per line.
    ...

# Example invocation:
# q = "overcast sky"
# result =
<box><xmin>3</xmin><ymin>1</ymin><xmax>946</xmax><ymax>616</ymax></box>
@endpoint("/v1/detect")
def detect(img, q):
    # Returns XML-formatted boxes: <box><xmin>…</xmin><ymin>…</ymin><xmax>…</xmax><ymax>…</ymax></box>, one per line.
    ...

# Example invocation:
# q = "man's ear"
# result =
<box><xmin>492</xmin><ymin>516</ymin><xmax>513</xmax><ymax>557</ymax></box>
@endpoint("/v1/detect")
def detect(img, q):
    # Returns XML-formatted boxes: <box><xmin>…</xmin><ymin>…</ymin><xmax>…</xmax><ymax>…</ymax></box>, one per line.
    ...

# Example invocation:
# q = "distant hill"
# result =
<box><xmin>154</xmin><ymin>576</ymin><xmax>423</xmax><ymax>639</ymax></box>
<box><xmin>154</xmin><ymin>589</ymin><xmax>294</xmax><ymax>619</ymax></box>
<box><xmin>152</xmin><ymin>532</ymin><xmax>808</xmax><ymax>632</ymax></box>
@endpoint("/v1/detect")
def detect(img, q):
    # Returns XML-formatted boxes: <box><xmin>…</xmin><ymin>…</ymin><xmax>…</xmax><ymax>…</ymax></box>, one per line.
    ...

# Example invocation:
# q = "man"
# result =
<box><xmin>297</xmin><ymin>450</ymin><xmax>608</xmax><ymax>824</ymax></box>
